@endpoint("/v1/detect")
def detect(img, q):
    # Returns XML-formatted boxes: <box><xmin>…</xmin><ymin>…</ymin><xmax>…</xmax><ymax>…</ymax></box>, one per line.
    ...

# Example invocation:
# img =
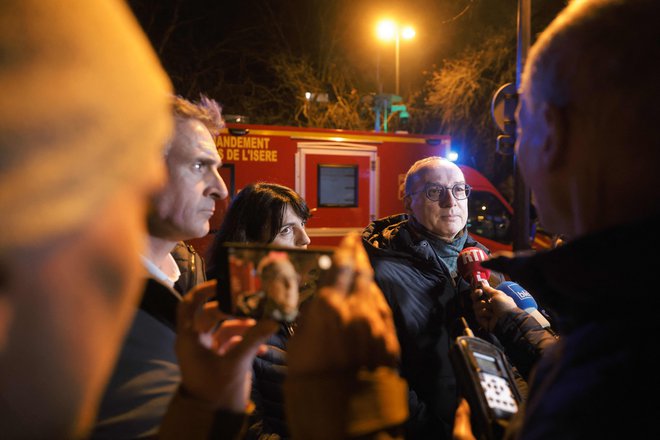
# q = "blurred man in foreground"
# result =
<box><xmin>0</xmin><ymin>2</ymin><xmax>283</xmax><ymax>439</ymax></box>
<box><xmin>0</xmin><ymin>0</ymin><xmax>171</xmax><ymax>437</ymax></box>
<box><xmin>455</xmin><ymin>0</ymin><xmax>660</xmax><ymax>438</ymax></box>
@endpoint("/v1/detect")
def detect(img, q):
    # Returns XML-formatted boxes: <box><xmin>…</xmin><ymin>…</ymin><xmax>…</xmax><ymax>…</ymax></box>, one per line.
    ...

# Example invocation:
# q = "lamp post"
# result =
<box><xmin>376</xmin><ymin>20</ymin><xmax>415</xmax><ymax>96</ymax></box>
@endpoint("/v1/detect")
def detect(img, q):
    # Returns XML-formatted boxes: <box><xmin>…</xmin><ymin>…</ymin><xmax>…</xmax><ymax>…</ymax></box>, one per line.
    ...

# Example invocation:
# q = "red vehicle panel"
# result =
<box><xmin>187</xmin><ymin>124</ymin><xmax>548</xmax><ymax>258</ymax></box>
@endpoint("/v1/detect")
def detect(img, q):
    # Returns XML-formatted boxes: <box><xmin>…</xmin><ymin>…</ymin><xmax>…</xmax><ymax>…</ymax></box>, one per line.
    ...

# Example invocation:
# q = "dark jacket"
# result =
<box><xmin>92</xmin><ymin>279</ymin><xmax>181</xmax><ymax>438</ymax></box>
<box><xmin>492</xmin><ymin>310</ymin><xmax>559</xmax><ymax>381</ymax></box>
<box><xmin>247</xmin><ymin>325</ymin><xmax>293</xmax><ymax>440</ymax></box>
<box><xmin>362</xmin><ymin>214</ymin><xmax>490</xmax><ymax>440</ymax></box>
<box><xmin>485</xmin><ymin>218</ymin><xmax>659</xmax><ymax>439</ymax></box>
<box><xmin>94</xmin><ymin>246</ymin><xmax>206</xmax><ymax>438</ymax></box>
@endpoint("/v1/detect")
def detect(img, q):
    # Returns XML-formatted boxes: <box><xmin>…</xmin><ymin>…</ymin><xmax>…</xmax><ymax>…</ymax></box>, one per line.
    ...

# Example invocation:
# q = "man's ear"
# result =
<box><xmin>0</xmin><ymin>263</ymin><xmax>14</xmax><ymax>353</ymax></box>
<box><xmin>403</xmin><ymin>195</ymin><xmax>412</xmax><ymax>213</ymax></box>
<box><xmin>542</xmin><ymin>103</ymin><xmax>570</xmax><ymax>170</ymax></box>
<box><xmin>0</xmin><ymin>296</ymin><xmax>13</xmax><ymax>353</ymax></box>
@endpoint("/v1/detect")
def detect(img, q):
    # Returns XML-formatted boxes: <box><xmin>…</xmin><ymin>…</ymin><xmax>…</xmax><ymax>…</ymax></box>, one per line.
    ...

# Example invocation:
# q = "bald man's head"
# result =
<box><xmin>404</xmin><ymin>157</ymin><xmax>469</xmax><ymax>241</ymax></box>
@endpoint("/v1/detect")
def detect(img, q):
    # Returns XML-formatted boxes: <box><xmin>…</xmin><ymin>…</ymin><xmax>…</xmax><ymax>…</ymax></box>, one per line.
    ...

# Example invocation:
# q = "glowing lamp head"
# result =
<box><xmin>401</xmin><ymin>26</ymin><xmax>416</xmax><ymax>40</ymax></box>
<box><xmin>376</xmin><ymin>20</ymin><xmax>396</xmax><ymax>41</ymax></box>
<box><xmin>446</xmin><ymin>151</ymin><xmax>459</xmax><ymax>162</ymax></box>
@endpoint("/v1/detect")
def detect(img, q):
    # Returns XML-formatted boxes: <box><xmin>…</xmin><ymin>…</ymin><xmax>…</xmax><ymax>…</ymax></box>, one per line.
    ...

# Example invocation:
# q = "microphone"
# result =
<box><xmin>457</xmin><ymin>247</ymin><xmax>491</xmax><ymax>287</ymax></box>
<box><xmin>496</xmin><ymin>281</ymin><xmax>551</xmax><ymax>328</ymax></box>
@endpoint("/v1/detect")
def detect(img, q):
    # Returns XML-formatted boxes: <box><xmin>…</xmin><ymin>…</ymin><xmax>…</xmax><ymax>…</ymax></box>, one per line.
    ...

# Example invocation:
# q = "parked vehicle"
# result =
<box><xmin>462</xmin><ymin>165</ymin><xmax>552</xmax><ymax>252</ymax></box>
<box><xmin>187</xmin><ymin>123</ymin><xmax>550</xmax><ymax>256</ymax></box>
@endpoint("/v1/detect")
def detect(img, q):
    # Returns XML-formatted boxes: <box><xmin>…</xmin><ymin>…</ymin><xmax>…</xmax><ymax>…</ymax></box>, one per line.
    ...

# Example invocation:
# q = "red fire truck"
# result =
<box><xmin>187</xmin><ymin>123</ymin><xmax>550</xmax><ymax>257</ymax></box>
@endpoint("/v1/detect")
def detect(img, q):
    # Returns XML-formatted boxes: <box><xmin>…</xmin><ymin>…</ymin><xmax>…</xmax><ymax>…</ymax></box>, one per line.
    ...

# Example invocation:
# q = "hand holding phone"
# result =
<box><xmin>288</xmin><ymin>232</ymin><xmax>401</xmax><ymax>373</ymax></box>
<box><xmin>166</xmin><ymin>280</ymin><xmax>279</xmax><ymax>421</ymax></box>
<box><xmin>285</xmin><ymin>233</ymin><xmax>406</xmax><ymax>439</ymax></box>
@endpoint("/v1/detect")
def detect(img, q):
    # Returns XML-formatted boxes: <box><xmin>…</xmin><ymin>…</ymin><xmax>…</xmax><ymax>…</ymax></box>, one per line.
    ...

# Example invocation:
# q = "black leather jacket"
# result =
<box><xmin>247</xmin><ymin>324</ymin><xmax>293</xmax><ymax>440</ymax></box>
<box><xmin>362</xmin><ymin>214</ymin><xmax>492</xmax><ymax>440</ymax></box>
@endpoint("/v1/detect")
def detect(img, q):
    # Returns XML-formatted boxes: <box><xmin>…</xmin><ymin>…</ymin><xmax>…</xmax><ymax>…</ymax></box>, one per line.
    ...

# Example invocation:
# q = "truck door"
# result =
<box><xmin>296</xmin><ymin>143</ymin><xmax>377</xmax><ymax>246</ymax></box>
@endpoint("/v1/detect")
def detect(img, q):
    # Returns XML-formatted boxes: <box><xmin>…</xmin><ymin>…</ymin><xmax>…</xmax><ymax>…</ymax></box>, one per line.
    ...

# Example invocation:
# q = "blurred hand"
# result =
<box><xmin>175</xmin><ymin>280</ymin><xmax>279</xmax><ymax>412</ymax></box>
<box><xmin>287</xmin><ymin>233</ymin><xmax>400</xmax><ymax>374</ymax></box>
<box><xmin>470</xmin><ymin>283</ymin><xmax>517</xmax><ymax>332</ymax></box>
<box><xmin>453</xmin><ymin>399</ymin><xmax>476</xmax><ymax>440</ymax></box>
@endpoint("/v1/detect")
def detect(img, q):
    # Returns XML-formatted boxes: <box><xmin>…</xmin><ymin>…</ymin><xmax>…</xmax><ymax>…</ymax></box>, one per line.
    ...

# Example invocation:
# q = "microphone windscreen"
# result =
<box><xmin>497</xmin><ymin>281</ymin><xmax>551</xmax><ymax>328</ymax></box>
<box><xmin>457</xmin><ymin>247</ymin><xmax>491</xmax><ymax>286</ymax></box>
<box><xmin>497</xmin><ymin>281</ymin><xmax>538</xmax><ymax>310</ymax></box>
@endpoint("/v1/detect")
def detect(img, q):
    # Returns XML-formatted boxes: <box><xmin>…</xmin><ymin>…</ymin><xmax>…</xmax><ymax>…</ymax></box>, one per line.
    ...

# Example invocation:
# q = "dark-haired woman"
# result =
<box><xmin>208</xmin><ymin>182</ymin><xmax>310</xmax><ymax>259</ymax></box>
<box><xmin>207</xmin><ymin>182</ymin><xmax>310</xmax><ymax>440</ymax></box>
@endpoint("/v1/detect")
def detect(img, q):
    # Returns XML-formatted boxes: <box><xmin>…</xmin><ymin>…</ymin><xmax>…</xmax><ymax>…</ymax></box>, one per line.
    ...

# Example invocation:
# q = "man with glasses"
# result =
<box><xmin>362</xmin><ymin>156</ymin><xmax>495</xmax><ymax>440</ymax></box>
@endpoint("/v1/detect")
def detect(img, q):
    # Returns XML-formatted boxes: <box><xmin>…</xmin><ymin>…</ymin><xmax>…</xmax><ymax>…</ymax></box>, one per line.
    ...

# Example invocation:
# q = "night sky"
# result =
<box><xmin>127</xmin><ymin>0</ymin><xmax>565</xmax><ymax>107</ymax></box>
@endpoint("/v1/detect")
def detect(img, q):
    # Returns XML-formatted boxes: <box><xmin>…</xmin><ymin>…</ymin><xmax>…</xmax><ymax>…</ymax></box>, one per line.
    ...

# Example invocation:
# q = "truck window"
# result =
<box><xmin>317</xmin><ymin>164</ymin><xmax>358</xmax><ymax>207</ymax></box>
<box><xmin>467</xmin><ymin>191</ymin><xmax>512</xmax><ymax>245</ymax></box>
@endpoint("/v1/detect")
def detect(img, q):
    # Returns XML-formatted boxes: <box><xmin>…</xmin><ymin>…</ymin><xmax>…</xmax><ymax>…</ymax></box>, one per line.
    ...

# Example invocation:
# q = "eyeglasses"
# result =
<box><xmin>409</xmin><ymin>183</ymin><xmax>472</xmax><ymax>201</ymax></box>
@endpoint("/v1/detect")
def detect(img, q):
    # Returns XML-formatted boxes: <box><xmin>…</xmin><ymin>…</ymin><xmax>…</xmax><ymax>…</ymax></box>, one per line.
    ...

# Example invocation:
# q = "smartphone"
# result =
<box><xmin>450</xmin><ymin>335</ymin><xmax>523</xmax><ymax>440</ymax></box>
<box><xmin>215</xmin><ymin>242</ymin><xmax>335</xmax><ymax>323</ymax></box>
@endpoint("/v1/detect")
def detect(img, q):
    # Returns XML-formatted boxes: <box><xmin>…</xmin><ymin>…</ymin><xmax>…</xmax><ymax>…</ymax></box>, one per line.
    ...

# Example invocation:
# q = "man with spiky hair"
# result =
<box><xmin>92</xmin><ymin>95</ymin><xmax>230</xmax><ymax>438</ymax></box>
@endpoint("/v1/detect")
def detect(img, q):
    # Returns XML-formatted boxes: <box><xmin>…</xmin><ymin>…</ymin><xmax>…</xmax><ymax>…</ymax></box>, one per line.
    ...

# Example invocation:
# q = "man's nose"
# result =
<box><xmin>439</xmin><ymin>188</ymin><xmax>457</xmax><ymax>207</ymax></box>
<box><xmin>206</xmin><ymin>168</ymin><xmax>228</xmax><ymax>200</ymax></box>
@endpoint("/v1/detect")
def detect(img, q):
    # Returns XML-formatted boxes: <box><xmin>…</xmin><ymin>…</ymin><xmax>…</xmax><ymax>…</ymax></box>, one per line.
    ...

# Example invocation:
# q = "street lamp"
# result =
<box><xmin>376</xmin><ymin>20</ymin><xmax>415</xmax><ymax>96</ymax></box>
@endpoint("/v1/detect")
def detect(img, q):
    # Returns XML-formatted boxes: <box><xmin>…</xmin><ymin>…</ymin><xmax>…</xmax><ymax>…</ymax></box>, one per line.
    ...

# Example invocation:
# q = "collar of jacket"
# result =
<box><xmin>139</xmin><ymin>278</ymin><xmax>181</xmax><ymax>331</ymax></box>
<box><xmin>407</xmin><ymin>216</ymin><xmax>469</xmax><ymax>272</ymax></box>
<box><xmin>363</xmin><ymin>213</ymin><xmax>480</xmax><ymax>268</ymax></box>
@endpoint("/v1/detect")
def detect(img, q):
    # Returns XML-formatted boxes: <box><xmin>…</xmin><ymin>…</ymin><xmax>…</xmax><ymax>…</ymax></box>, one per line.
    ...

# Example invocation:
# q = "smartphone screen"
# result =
<box><xmin>215</xmin><ymin>242</ymin><xmax>335</xmax><ymax>322</ymax></box>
